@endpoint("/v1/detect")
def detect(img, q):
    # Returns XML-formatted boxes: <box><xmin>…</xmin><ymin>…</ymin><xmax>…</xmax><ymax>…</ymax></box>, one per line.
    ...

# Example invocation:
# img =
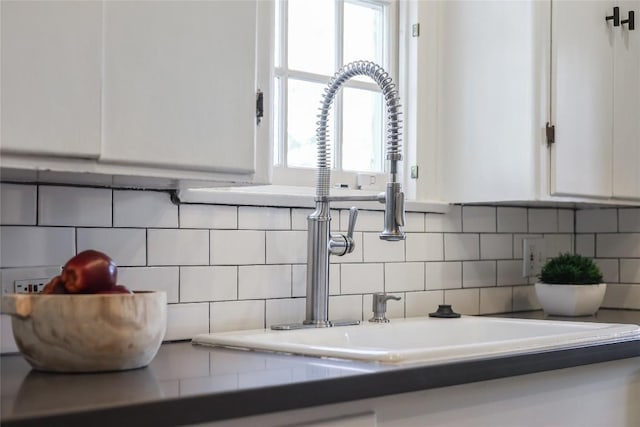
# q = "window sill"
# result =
<box><xmin>177</xmin><ymin>185</ymin><xmax>450</xmax><ymax>214</ymax></box>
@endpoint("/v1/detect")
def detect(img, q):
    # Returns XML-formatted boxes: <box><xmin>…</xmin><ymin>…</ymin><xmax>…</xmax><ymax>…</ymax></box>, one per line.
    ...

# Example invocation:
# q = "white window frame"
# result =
<box><xmin>272</xmin><ymin>0</ymin><xmax>399</xmax><ymax>190</ymax></box>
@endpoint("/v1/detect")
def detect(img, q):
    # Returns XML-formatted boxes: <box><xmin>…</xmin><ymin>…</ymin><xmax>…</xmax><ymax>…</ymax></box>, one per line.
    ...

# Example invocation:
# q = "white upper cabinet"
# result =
<box><xmin>101</xmin><ymin>1</ymin><xmax>257</xmax><ymax>175</ymax></box>
<box><xmin>438</xmin><ymin>0</ymin><xmax>640</xmax><ymax>204</ymax></box>
<box><xmin>551</xmin><ymin>0</ymin><xmax>614</xmax><ymax>198</ymax></box>
<box><xmin>1</xmin><ymin>1</ymin><xmax>272</xmax><ymax>186</ymax></box>
<box><xmin>612</xmin><ymin>0</ymin><xmax>640</xmax><ymax>198</ymax></box>
<box><xmin>1</xmin><ymin>1</ymin><xmax>102</xmax><ymax>158</ymax></box>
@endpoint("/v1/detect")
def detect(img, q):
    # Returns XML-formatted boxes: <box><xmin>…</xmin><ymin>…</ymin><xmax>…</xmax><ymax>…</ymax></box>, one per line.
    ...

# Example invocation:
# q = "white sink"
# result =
<box><xmin>192</xmin><ymin>316</ymin><xmax>640</xmax><ymax>365</ymax></box>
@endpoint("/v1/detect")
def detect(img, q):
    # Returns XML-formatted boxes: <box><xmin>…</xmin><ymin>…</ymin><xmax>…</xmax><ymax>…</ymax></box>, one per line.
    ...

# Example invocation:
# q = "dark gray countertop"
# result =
<box><xmin>2</xmin><ymin>310</ymin><xmax>639</xmax><ymax>427</ymax></box>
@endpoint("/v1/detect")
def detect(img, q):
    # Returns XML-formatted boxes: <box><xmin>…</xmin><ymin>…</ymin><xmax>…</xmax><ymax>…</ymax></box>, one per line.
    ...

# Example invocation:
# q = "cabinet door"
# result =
<box><xmin>551</xmin><ymin>0</ymin><xmax>614</xmax><ymax>198</ymax></box>
<box><xmin>0</xmin><ymin>1</ymin><xmax>102</xmax><ymax>158</ymax></box>
<box><xmin>102</xmin><ymin>1</ymin><xmax>258</xmax><ymax>174</ymax></box>
<box><xmin>613</xmin><ymin>0</ymin><xmax>640</xmax><ymax>199</ymax></box>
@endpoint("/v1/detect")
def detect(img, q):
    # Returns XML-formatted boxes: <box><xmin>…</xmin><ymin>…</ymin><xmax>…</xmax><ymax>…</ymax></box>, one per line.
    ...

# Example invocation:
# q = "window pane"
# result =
<box><xmin>288</xmin><ymin>79</ymin><xmax>331</xmax><ymax>168</ymax></box>
<box><xmin>288</xmin><ymin>0</ymin><xmax>335</xmax><ymax>74</ymax></box>
<box><xmin>344</xmin><ymin>1</ymin><xmax>384</xmax><ymax>66</ymax></box>
<box><xmin>342</xmin><ymin>87</ymin><xmax>383</xmax><ymax>172</ymax></box>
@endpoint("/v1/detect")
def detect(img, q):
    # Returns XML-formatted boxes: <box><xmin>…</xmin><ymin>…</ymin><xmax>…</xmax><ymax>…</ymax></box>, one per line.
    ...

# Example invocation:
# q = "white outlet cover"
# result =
<box><xmin>0</xmin><ymin>266</ymin><xmax>61</xmax><ymax>295</ymax></box>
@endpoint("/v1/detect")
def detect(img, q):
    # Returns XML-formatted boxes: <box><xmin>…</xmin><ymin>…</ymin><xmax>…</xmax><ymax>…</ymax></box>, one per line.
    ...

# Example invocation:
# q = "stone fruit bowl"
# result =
<box><xmin>1</xmin><ymin>291</ymin><xmax>167</xmax><ymax>373</ymax></box>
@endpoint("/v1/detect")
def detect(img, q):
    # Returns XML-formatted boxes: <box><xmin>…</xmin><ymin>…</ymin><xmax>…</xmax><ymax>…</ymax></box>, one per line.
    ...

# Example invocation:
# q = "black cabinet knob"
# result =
<box><xmin>606</xmin><ymin>6</ymin><xmax>620</xmax><ymax>26</ymax></box>
<box><xmin>622</xmin><ymin>10</ymin><xmax>635</xmax><ymax>30</ymax></box>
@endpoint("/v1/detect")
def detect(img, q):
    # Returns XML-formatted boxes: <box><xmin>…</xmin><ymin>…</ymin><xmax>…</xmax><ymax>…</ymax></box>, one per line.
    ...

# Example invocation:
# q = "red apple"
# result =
<box><xmin>61</xmin><ymin>250</ymin><xmax>118</xmax><ymax>294</ymax></box>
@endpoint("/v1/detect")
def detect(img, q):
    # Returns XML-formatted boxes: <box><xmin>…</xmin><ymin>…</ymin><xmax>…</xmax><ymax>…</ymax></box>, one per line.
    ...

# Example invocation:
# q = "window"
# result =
<box><xmin>273</xmin><ymin>0</ymin><xmax>397</xmax><ymax>189</ymax></box>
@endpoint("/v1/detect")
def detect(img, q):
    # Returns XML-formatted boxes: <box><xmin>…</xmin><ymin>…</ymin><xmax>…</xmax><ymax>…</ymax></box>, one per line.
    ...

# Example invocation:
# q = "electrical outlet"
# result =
<box><xmin>14</xmin><ymin>278</ymin><xmax>48</xmax><ymax>294</ymax></box>
<box><xmin>522</xmin><ymin>238</ymin><xmax>546</xmax><ymax>277</ymax></box>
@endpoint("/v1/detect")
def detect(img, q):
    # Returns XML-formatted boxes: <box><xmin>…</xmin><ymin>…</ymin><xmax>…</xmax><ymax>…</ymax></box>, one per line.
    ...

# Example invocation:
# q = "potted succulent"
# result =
<box><xmin>535</xmin><ymin>253</ymin><xmax>606</xmax><ymax>316</ymax></box>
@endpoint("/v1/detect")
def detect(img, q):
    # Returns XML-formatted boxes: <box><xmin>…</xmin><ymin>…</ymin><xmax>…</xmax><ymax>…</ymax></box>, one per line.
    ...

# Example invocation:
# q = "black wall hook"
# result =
<box><xmin>622</xmin><ymin>10</ymin><xmax>635</xmax><ymax>30</ymax></box>
<box><xmin>606</xmin><ymin>6</ymin><xmax>620</xmax><ymax>26</ymax></box>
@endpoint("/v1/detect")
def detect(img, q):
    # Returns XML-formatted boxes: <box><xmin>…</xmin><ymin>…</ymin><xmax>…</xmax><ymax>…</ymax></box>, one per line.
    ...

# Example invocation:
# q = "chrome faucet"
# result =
<box><xmin>272</xmin><ymin>61</ymin><xmax>405</xmax><ymax>330</ymax></box>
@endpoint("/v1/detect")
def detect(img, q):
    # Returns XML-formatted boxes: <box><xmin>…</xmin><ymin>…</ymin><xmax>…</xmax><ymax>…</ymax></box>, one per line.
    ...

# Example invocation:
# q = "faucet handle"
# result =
<box><xmin>347</xmin><ymin>207</ymin><xmax>358</xmax><ymax>240</ymax></box>
<box><xmin>369</xmin><ymin>293</ymin><xmax>402</xmax><ymax>323</ymax></box>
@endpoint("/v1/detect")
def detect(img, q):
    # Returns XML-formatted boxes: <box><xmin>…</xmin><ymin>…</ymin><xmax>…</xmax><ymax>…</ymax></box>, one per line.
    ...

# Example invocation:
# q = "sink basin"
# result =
<box><xmin>192</xmin><ymin>316</ymin><xmax>640</xmax><ymax>365</ymax></box>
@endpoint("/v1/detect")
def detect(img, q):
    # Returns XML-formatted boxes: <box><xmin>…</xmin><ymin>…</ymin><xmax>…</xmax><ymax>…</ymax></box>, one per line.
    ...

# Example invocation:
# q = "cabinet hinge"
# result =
<box><xmin>545</xmin><ymin>122</ymin><xmax>555</xmax><ymax>146</ymax></box>
<box><xmin>256</xmin><ymin>90</ymin><xmax>264</xmax><ymax>125</ymax></box>
<box><xmin>412</xmin><ymin>23</ymin><xmax>420</xmax><ymax>37</ymax></box>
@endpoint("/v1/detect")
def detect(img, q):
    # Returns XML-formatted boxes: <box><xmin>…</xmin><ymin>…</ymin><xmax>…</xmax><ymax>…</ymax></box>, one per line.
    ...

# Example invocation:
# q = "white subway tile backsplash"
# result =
<box><xmin>576</xmin><ymin>209</ymin><xmax>618</xmax><ymax>233</ymax></box>
<box><xmin>497</xmin><ymin>207</ymin><xmax>527</xmax><ymax>233</ymax></box>
<box><xmin>4</xmin><ymin>183</ymin><xmax>640</xmax><ymax>350</ymax></box>
<box><xmin>1</xmin><ymin>314</ymin><xmax>18</xmax><ymax>353</ymax></box>
<box><xmin>602</xmin><ymin>284</ymin><xmax>640</xmax><ymax>309</ymax></box>
<box><xmin>444</xmin><ymin>234</ymin><xmax>479</xmax><ymax>261</ymax></box>
<box><xmin>513</xmin><ymin>285</ymin><xmax>540</xmax><ymax>311</ymax></box>
<box><xmin>480</xmin><ymin>234</ymin><xmax>512</xmax><ymax>260</ymax></box>
<box><xmin>363</xmin><ymin>233</ymin><xmax>404</xmax><ymax>262</ymax></box>
<box><xmin>480</xmin><ymin>287</ymin><xmax>512</xmax><ymax>314</ymax></box>
<box><xmin>405</xmin><ymin>233</ymin><xmax>443</xmax><ymax>262</ymax></box>
<box><xmin>328</xmin><ymin>294</ymin><xmax>362</xmax><ymax>321</ymax></box>
<box><xmin>405</xmin><ymin>290</ymin><xmax>443</xmax><ymax>317</ymax></box>
<box><xmin>77</xmin><ymin>228</ymin><xmax>146</xmax><ymax>266</ymax></box>
<box><xmin>597</xmin><ymin>233</ymin><xmax>640</xmax><ymax>258</ymax></box>
<box><xmin>0</xmin><ymin>183</ymin><xmax>37</xmax><ymax>225</ymax></box>
<box><xmin>0</xmin><ymin>226</ymin><xmax>75</xmax><ymax>268</ymax></box>
<box><xmin>238</xmin><ymin>264</ymin><xmax>291</xmax><ymax>299</ymax></box>
<box><xmin>497</xmin><ymin>260</ymin><xmax>527</xmax><ymax>286</ymax></box>
<box><xmin>148</xmin><ymin>229</ymin><xmax>209</xmax><ymax>265</ymax></box>
<box><xmin>179</xmin><ymin>204</ymin><xmax>237</xmax><ymax>229</ymax></box>
<box><xmin>114</xmin><ymin>190</ymin><xmax>178</xmax><ymax>228</ymax></box>
<box><xmin>462</xmin><ymin>261</ymin><xmax>496</xmax><ymax>287</ymax></box>
<box><xmin>180</xmin><ymin>266</ymin><xmax>237</xmax><ymax>302</ymax></box>
<box><xmin>266</xmin><ymin>231</ymin><xmax>306</xmax><ymax>264</ymax></box>
<box><xmin>39</xmin><ymin>186</ymin><xmax>112</xmax><ymax>227</ymax></box>
<box><xmin>340</xmin><ymin>210</ymin><xmax>383</xmax><ymax>232</ymax></box>
<box><xmin>210</xmin><ymin>230</ymin><xmax>265</xmax><ymax>265</ymax></box>
<box><xmin>425</xmin><ymin>261</ymin><xmax>462</xmax><ymax>290</ymax></box>
<box><xmin>575</xmin><ymin>234</ymin><xmax>595</xmax><ymax>257</ymax></box>
<box><xmin>444</xmin><ymin>288</ymin><xmax>480</xmax><ymax>315</ymax></box>
<box><xmin>266</xmin><ymin>298</ymin><xmax>305</xmax><ymax>327</ymax></box>
<box><xmin>239</xmin><ymin>206</ymin><xmax>290</xmax><ymax>230</ymax></box>
<box><xmin>558</xmin><ymin>210</ymin><xmax>574</xmax><ymax>233</ymax></box>
<box><xmin>619</xmin><ymin>209</ymin><xmax>640</xmax><ymax>232</ymax></box>
<box><xmin>528</xmin><ymin>209</ymin><xmax>557</xmax><ymax>233</ymax></box>
<box><xmin>404</xmin><ymin>212</ymin><xmax>426</xmax><ymax>233</ymax></box>
<box><xmin>426</xmin><ymin>206</ymin><xmax>461</xmax><ymax>232</ymax></box>
<box><xmin>384</xmin><ymin>262</ymin><xmax>425</xmax><ymax>292</ymax></box>
<box><xmin>118</xmin><ymin>266</ymin><xmax>179</xmax><ymax>303</ymax></box>
<box><xmin>513</xmin><ymin>285</ymin><xmax>541</xmax><ymax>311</ymax></box>
<box><xmin>544</xmin><ymin>234</ymin><xmax>574</xmax><ymax>257</ymax></box>
<box><xmin>593</xmin><ymin>259</ymin><xmax>619</xmax><ymax>283</ymax></box>
<box><xmin>463</xmin><ymin>206</ymin><xmax>496</xmax><ymax>232</ymax></box>
<box><xmin>341</xmin><ymin>263</ymin><xmax>383</xmax><ymax>294</ymax></box>
<box><xmin>620</xmin><ymin>259</ymin><xmax>640</xmax><ymax>283</ymax></box>
<box><xmin>165</xmin><ymin>303</ymin><xmax>209</xmax><ymax>340</ymax></box>
<box><xmin>211</xmin><ymin>300</ymin><xmax>265</xmax><ymax>332</ymax></box>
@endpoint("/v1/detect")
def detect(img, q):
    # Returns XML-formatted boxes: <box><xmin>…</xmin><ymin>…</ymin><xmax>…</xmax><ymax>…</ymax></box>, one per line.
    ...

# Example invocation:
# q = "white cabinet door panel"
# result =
<box><xmin>102</xmin><ymin>1</ymin><xmax>257</xmax><ymax>174</ymax></box>
<box><xmin>613</xmin><ymin>0</ymin><xmax>640</xmax><ymax>199</ymax></box>
<box><xmin>551</xmin><ymin>0</ymin><xmax>614</xmax><ymax>198</ymax></box>
<box><xmin>0</xmin><ymin>1</ymin><xmax>102</xmax><ymax>158</ymax></box>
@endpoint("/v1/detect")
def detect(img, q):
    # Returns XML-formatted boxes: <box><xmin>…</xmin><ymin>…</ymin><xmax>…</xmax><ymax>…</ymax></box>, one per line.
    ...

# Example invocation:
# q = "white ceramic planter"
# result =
<box><xmin>534</xmin><ymin>283</ymin><xmax>607</xmax><ymax>316</ymax></box>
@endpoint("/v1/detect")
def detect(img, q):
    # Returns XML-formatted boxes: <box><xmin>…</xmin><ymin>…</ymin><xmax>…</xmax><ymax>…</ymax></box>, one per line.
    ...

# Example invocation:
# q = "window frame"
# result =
<box><xmin>272</xmin><ymin>0</ymin><xmax>399</xmax><ymax>190</ymax></box>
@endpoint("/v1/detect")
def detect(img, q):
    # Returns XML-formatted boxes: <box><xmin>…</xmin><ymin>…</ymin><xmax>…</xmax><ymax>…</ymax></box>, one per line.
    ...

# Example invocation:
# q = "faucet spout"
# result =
<box><xmin>271</xmin><ymin>61</ymin><xmax>404</xmax><ymax>331</ymax></box>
